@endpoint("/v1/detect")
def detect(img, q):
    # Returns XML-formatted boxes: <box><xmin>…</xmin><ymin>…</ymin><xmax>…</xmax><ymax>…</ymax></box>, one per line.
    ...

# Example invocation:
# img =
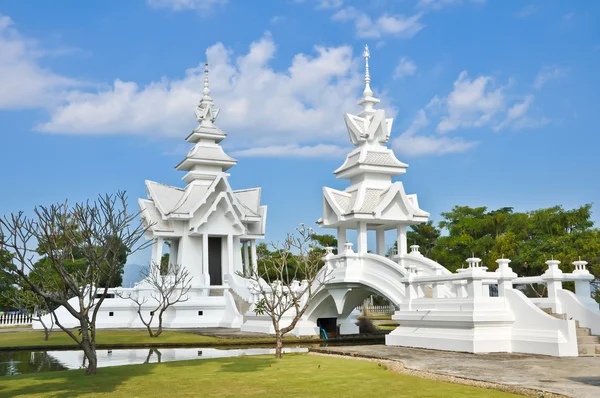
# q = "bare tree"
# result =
<box><xmin>7</xmin><ymin>289</ymin><xmax>54</xmax><ymax>340</ymax></box>
<box><xmin>0</xmin><ymin>191</ymin><xmax>149</xmax><ymax>375</ymax></box>
<box><xmin>239</xmin><ymin>224</ymin><xmax>333</xmax><ymax>358</ymax></box>
<box><xmin>116</xmin><ymin>262</ymin><xmax>192</xmax><ymax>337</ymax></box>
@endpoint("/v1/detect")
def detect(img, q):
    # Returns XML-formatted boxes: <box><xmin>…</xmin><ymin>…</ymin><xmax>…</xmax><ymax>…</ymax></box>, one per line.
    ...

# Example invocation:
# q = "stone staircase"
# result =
<box><xmin>541</xmin><ymin>308</ymin><xmax>600</xmax><ymax>356</ymax></box>
<box><xmin>229</xmin><ymin>289</ymin><xmax>252</xmax><ymax>322</ymax></box>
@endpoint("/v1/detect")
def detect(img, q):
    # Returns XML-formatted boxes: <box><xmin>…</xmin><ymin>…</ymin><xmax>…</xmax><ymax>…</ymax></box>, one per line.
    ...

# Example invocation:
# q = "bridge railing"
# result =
<box><xmin>511</xmin><ymin>259</ymin><xmax>597</xmax><ymax>313</ymax></box>
<box><xmin>355</xmin><ymin>304</ymin><xmax>395</xmax><ymax>315</ymax></box>
<box><xmin>0</xmin><ymin>313</ymin><xmax>33</xmax><ymax>327</ymax></box>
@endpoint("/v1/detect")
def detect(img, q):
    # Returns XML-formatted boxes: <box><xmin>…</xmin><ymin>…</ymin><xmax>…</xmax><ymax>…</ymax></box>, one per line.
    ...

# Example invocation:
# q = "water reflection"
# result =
<box><xmin>0</xmin><ymin>346</ymin><xmax>309</xmax><ymax>376</ymax></box>
<box><xmin>0</xmin><ymin>351</ymin><xmax>68</xmax><ymax>376</ymax></box>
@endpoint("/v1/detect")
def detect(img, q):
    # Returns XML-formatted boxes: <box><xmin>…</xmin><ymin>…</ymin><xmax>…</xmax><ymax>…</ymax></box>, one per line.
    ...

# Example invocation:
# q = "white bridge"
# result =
<box><xmin>239</xmin><ymin>47</ymin><xmax>600</xmax><ymax>357</ymax></box>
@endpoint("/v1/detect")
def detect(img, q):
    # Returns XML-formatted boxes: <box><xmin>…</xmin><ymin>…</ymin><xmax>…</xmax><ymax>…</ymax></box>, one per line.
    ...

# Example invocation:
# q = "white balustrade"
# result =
<box><xmin>0</xmin><ymin>313</ymin><xmax>33</xmax><ymax>327</ymax></box>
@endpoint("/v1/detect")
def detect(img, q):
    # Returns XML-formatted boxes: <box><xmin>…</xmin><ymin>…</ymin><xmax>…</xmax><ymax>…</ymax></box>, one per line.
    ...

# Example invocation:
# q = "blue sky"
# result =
<box><xmin>0</xmin><ymin>0</ymin><xmax>599</xmax><ymax>265</ymax></box>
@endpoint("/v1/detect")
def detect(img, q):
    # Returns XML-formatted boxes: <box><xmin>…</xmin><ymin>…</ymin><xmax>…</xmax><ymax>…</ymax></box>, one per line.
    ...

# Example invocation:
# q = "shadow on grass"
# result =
<box><xmin>217</xmin><ymin>355</ymin><xmax>277</xmax><ymax>373</ymax></box>
<box><xmin>1</xmin><ymin>352</ymin><xmax>284</xmax><ymax>397</ymax></box>
<box><xmin>0</xmin><ymin>360</ymin><xmax>157</xmax><ymax>398</ymax></box>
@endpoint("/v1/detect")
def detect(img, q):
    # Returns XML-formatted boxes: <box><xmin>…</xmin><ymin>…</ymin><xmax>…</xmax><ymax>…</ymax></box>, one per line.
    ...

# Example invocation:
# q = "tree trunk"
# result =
<box><xmin>43</xmin><ymin>327</ymin><xmax>50</xmax><ymax>341</ymax></box>
<box><xmin>275</xmin><ymin>330</ymin><xmax>283</xmax><ymax>359</ymax></box>
<box><xmin>155</xmin><ymin>311</ymin><xmax>164</xmax><ymax>337</ymax></box>
<box><xmin>80</xmin><ymin>324</ymin><xmax>98</xmax><ymax>375</ymax></box>
<box><xmin>81</xmin><ymin>340</ymin><xmax>98</xmax><ymax>375</ymax></box>
<box><xmin>146</xmin><ymin>322</ymin><xmax>155</xmax><ymax>337</ymax></box>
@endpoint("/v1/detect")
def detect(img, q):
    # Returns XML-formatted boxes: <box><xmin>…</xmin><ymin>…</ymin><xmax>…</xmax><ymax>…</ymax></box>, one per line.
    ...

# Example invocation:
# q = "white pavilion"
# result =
<box><xmin>40</xmin><ymin>64</ymin><xmax>267</xmax><ymax>329</ymax></box>
<box><xmin>318</xmin><ymin>44</ymin><xmax>429</xmax><ymax>260</ymax></box>
<box><xmin>139</xmin><ymin>63</ymin><xmax>266</xmax><ymax>290</ymax></box>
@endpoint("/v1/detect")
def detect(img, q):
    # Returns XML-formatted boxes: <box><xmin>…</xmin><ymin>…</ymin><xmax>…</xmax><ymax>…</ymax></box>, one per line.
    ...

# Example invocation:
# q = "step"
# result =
<box><xmin>577</xmin><ymin>327</ymin><xmax>592</xmax><ymax>337</ymax></box>
<box><xmin>578</xmin><ymin>344</ymin><xmax>600</xmax><ymax>356</ymax></box>
<box><xmin>578</xmin><ymin>335</ymin><xmax>600</xmax><ymax>345</ymax></box>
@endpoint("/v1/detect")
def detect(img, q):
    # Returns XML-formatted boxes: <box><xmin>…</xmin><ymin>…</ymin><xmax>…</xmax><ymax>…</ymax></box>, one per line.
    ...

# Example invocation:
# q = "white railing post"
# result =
<box><xmin>572</xmin><ymin>260</ymin><xmax>593</xmax><ymax>298</ymax></box>
<box><xmin>541</xmin><ymin>259</ymin><xmax>563</xmax><ymax>313</ymax></box>
<box><xmin>495</xmin><ymin>258</ymin><xmax>517</xmax><ymax>297</ymax></box>
<box><xmin>571</xmin><ymin>259</ymin><xmax>598</xmax><ymax>311</ymax></box>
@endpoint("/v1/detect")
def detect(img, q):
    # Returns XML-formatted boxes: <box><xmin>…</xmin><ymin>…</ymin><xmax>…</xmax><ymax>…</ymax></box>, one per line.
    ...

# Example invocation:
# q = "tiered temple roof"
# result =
<box><xmin>139</xmin><ymin>63</ymin><xmax>266</xmax><ymax>237</ymax></box>
<box><xmin>318</xmin><ymin>46</ymin><xmax>428</xmax><ymax>228</ymax></box>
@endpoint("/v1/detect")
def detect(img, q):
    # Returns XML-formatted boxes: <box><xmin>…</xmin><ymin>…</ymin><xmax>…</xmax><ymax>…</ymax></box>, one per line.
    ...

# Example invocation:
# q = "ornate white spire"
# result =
<box><xmin>194</xmin><ymin>62</ymin><xmax>220</xmax><ymax>129</ymax></box>
<box><xmin>362</xmin><ymin>45</ymin><xmax>373</xmax><ymax>99</ymax></box>
<box><xmin>202</xmin><ymin>62</ymin><xmax>212</xmax><ymax>101</ymax></box>
<box><xmin>358</xmin><ymin>45</ymin><xmax>380</xmax><ymax>114</ymax></box>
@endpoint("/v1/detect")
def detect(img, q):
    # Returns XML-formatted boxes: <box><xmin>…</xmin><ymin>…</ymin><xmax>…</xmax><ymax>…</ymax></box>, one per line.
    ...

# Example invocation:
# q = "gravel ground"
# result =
<box><xmin>309</xmin><ymin>352</ymin><xmax>567</xmax><ymax>398</ymax></box>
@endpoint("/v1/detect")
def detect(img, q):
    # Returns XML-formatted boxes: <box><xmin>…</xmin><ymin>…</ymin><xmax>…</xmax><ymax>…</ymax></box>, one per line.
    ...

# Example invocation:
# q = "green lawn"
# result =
<box><xmin>0</xmin><ymin>354</ymin><xmax>522</xmax><ymax>398</ymax></box>
<box><xmin>0</xmin><ymin>330</ymin><xmax>318</xmax><ymax>349</ymax></box>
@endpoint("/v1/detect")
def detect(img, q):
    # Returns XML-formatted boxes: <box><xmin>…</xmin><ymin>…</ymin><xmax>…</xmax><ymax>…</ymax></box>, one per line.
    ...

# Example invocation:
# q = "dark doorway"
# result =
<box><xmin>208</xmin><ymin>237</ymin><xmax>222</xmax><ymax>286</ymax></box>
<box><xmin>317</xmin><ymin>317</ymin><xmax>338</xmax><ymax>338</ymax></box>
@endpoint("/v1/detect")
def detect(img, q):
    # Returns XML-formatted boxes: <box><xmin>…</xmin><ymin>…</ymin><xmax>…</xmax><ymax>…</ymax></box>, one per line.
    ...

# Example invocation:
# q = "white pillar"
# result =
<box><xmin>250</xmin><ymin>240</ymin><xmax>258</xmax><ymax>274</ymax></box>
<box><xmin>151</xmin><ymin>237</ymin><xmax>164</xmax><ymax>265</ymax></box>
<box><xmin>227</xmin><ymin>234</ymin><xmax>234</xmax><ymax>277</ymax></box>
<box><xmin>337</xmin><ymin>227</ymin><xmax>346</xmax><ymax>254</ymax></box>
<box><xmin>169</xmin><ymin>239</ymin><xmax>179</xmax><ymax>266</ymax></box>
<box><xmin>375</xmin><ymin>228</ymin><xmax>385</xmax><ymax>256</ymax></box>
<box><xmin>243</xmin><ymin>241</ymin><xmax>250</xmax><ymax>274</ymax></box>
<box><xmin>495</xmin><ymin>258</ymin><xmax>516</xmax><ymax>297</ymax></box>
<box><xmin>397</xmin><ymin>225</ymin><xmax>407</xmax><ymax>256</ymax></box>
<box><xmin>542</xmin><ymin>260</ymin><xmax>563</xmax><ymax>313</ymax></box>
<box><xmin>357</xmin><ymin>222</ymin><xmax>367</xmax><ymax>254</ymax></box>
<box><xmin>202</xmin><ymin>233</ymin><xmax>209</xmax><ymax>285</ymax></box>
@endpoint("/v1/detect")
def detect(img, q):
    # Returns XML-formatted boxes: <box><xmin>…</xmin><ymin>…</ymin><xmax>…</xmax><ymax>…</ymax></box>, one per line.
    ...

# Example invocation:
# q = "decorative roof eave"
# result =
<box><xmin>175</xmin><ymin>158</ymin><xmax>237</xmax><ymax>172</ymax></box>
<box><xmin>183</xmin><ymin>174</ymin><xmax>253</xmax><ymax>223</ymax></box>
<box><xmin>138</xmin><ymin>198</ymin><xmax>174</xmax><ymax>232</ymax></box>
<box><xmin>189</xmin><ymin>191</ymin><xmax>246</xmax><ymax>235</ymax></box>
<box><xmin>374</xmin><ymin>183</ymin><xmax>430</xmax><ymax>220</ymax></box>
<box><xmin>144</xmin><ymin>180</ymin><xmax>185</xmax><ymax>219</ymax></box>
<box><xmin>184</xmin><ymin>126</ymin><xmax>227</xmax><ymax>144</ymax></box>
<box><xmin>335</xmin><ymin>164</ymin><xmax>407</xmax><ymax>179</ymax></box>
<box><xmin>323</xmin><ymin>187</ymin><xmax>351</xmax><ymax>218</ymax></box>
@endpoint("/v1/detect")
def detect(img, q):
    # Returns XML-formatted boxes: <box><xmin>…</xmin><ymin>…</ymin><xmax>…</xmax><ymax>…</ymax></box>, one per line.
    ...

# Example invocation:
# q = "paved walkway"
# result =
<box><xmin>312</xmin><ymin>345</ymin><xmax>600</xmax><ymax>398</ymax></box>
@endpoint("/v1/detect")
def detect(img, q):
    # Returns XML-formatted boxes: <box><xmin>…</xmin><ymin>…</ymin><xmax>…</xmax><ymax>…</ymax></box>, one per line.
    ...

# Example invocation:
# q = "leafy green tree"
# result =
<box><xmin>0</xmin><ymin>249</ymin><xmax>16</xmax><ymax>310</ymax></box>
<box><xmin>0</xmin><ymin>192</ymin><xmax>148</xmax><ymax>375</ymax></box>
<box><xmin>410</xmin><ymin>204</ymin><xmax>600</xmax><ymax>302</ymax></box>
<box><xmin>407</xmin><ymin>221</ymin><xmax>441</xmax><ymax>257</ymax></box>
<box><xmin>310</xmin><ymin>233</ymin><xmax>338</xmax><ymax>254</ymax></box>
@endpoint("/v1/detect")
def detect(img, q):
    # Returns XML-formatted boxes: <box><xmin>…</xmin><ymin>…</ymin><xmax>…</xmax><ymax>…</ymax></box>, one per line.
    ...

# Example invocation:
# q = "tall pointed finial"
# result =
<box><xmin>362</xmin><ymin>45</ymin><xmax>373</xmax><ymax>98</ymax></box>
<box><xmin>202</xmin><ymin>62</ymin><xmax>212</xmax><ymax>102</ymax></box>
<box><xmin>194</xmin><ymin>62</ymin><xmax>219</xmax><ymax>128</ymax></box>
<box><xmin>358</xmin><ymin>44</ymin><xmax>380</xmax><ymax>113</ymax></box>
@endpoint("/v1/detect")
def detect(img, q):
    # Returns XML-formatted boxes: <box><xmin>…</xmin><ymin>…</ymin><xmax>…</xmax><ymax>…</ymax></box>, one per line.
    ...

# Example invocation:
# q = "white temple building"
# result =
<box><xmin>139</xmin><ymin>62</ymin><xmax>266</xmax><ymax>291</ymax></box>
<box><xmin>38</xmin><ymin>64</ymin><xmax>266</xmax><ymax>330</ymax></box>
<box><xmin>34</xmin><ymin>47</ymin><xmax>600</xmax><ymax>357</ymax></box>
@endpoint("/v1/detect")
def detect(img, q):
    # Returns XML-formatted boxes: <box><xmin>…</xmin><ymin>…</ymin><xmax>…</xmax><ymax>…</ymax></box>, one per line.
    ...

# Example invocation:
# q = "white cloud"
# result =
<box><xmin>0</xmin><ymin>14</ymin><xmax>82</xmax><ymax>109</ymax></box>
<box><xmin>332</xmin><ymin>7</ymin><xmax>424</xmax><ymax>39</ymax></box>
<box><xmin>533</xmin><ymin>65</ymin><xmax>567</xmax><ymax>89</ymax></box>
<box><xmin>393</xmin><ymin>57</ymin><xmax>417</xmax><ymax>79</ymax></box>
<box><xmin>38</xmin><ymin>34</ymin><xmax>378</xmax><ymax>153</ymax></box>
<box><xmin>391</xmin><ymin>69</ymin><xmax>546</xmax><ymax>157</ymax></box>
<box><xmin>516</xmin><ymin>5</ymin><xmax>537</xmax><ymax>18</ymax></box>
<box><xmin>395</xmin><ymin>133</ymin><xmax>477</xmax><ymax>156</ymax></box>
<box><xmin>392</xmin><ymin>109</ymin><xmax>477</xmax><ymax>157</ymax></box>
<box><xmin>146</xmin><ymin>0</ymin><xmax>227</xmax><ymax>11</ymax></box>
<box><xmin>436</xmin><ymin>71</ymin><xmax>505</xmax><ymax>133</ymax></box>
<box><xmin>494</xmin><ymin>95</ymin><xmax>532</xmax><ymax>130</ymax></box>
<box><xmin>417</xmin><ymin>0</ymin><xmax>485</xmax><ymax>11</ymax></box>
<box><xmin>317</xmin><ymin>0</ymin><xmax>343</xmax><ymax>9</ymax></box>
<box><xmin>231</xmin><ymin>144</ymin><xmax>349</xmax><ymax>158</ymax></box>
<box><xmin>270</xmin><ymin>15</ymin><xmax>286</xmax><ymax>24</ymax></box>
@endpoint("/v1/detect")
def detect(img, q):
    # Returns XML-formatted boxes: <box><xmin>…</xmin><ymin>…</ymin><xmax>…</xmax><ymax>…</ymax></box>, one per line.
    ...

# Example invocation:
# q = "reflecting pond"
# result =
<box><xmin>0</xmin><ymin>346</ymin><xmax>310</xmax><ymax>376</ymax></box>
